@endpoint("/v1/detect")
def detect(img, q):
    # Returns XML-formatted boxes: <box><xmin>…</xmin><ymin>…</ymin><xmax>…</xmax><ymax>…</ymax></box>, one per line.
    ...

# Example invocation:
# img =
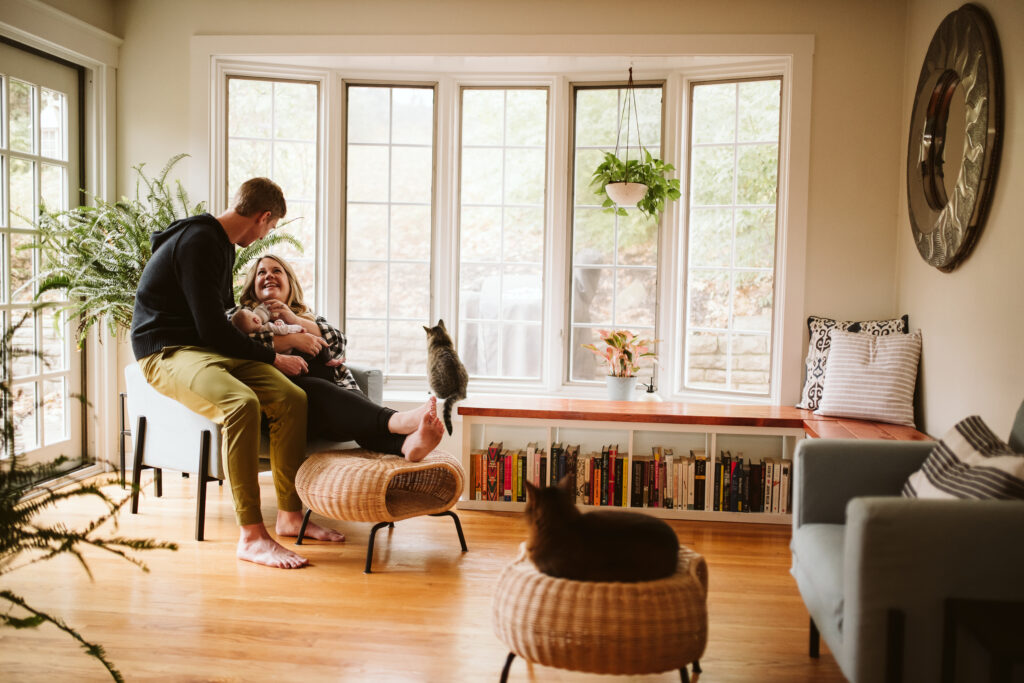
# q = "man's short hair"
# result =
<box><xmin>233</xmin><ymin>177</ymin><xmax>287</xmax><ymax>220</ymax></box>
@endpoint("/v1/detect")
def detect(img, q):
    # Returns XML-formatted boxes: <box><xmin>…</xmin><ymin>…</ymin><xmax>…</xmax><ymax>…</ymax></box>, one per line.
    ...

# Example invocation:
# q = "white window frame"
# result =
<box><xmin>192</xmin><ymin>35</ymin><xmax>812</xmax><ymax>405</ymax></box>
<box><xmin>2</xmin><ymin>0</ymin><xmax>120</xmax><ymax>476</ymax></box>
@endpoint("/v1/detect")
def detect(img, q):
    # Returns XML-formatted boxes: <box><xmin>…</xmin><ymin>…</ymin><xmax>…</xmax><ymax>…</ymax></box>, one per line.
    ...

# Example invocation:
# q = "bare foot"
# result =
<box><xmin>401</xmin><ymin>406</ymin><xmax>444</xmax><ymax>462</ymax></box>
<box><xmin>275</xmin><ymin>509</ymin><xmax>345</xmax><ymax>542</ymax></box>
<box><xmin>387</xmin><ymin>396</ymin><xmax>436</xmax><ymax>435</ymax></box>
<box><xmin>237</xmin><ymin>523</ymin><xmax>308</xmax><ymax>569</ymax></box>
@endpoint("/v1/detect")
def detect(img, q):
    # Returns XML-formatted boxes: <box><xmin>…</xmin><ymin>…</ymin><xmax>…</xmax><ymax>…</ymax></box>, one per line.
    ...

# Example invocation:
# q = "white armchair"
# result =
<box><xmin>122</xmin><ymin>361</ymin><xmax>384</xmax><ymax>541</ymax></box>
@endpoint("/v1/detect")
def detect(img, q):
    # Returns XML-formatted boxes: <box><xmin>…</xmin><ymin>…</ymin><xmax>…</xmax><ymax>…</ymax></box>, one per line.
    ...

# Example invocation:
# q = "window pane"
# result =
<box><xmin>683</xmin><ymin>78</ymin><xmax>781</xmax><ymax>396</ymax></box>
<box><xmin>40</xmin><ymin>163</ymin><xmax>65</xmax><ymax>213</ymax></box>
<box><xmin>346</xmin><ymin>85</ymin><xmax>435</xmax><ymax>378</ymax></box>
<box><xmin>40</xmin><ymin>89</ymin><xmax>65</xmax><ymax>160</ymax></box>
<box><xmin>11</xmin><ymin>309</ymin><xmax>38</xmax><ymax>376</ymax></box>
<box><xmin>9</xmin><ymin>158</ymin><xmax>35</xmax><ymax>228</ymax></box>
<box><xmin>12</xmin><ymin>382</ymin><xmax>38</xmax><ymax>452</ymax></box>
<box><xmin>458</xmin><ymin>87</ymin><xmax>547</xmax><ymax>381</ymax></box>
<box><xmin>227</xmin><ymin>78</ymin><xmax>319</xmax><ymax>303</ymax></box>
<box><xmin>10</xmin><ymin>231</ymin><xmax>36</xmax><ymax>303</ymax></box>
<box><xmin>344</xmin><ymin>318</ymin><xmax>386</xmax><ymax>370</ymax></box>
<box><xmin>9</xmin><ymin>79</ymin><xmax>35</xmax><ymax>153</ymax></box>
<box><xmin>570</xmin><ymin>83</ymin><xmax>663</xmax><ymax>382</ymax></box>
<box><xmin>43</xmin><ymin>377</ymin><xmax>68</xmax><ymax>445</ymax></box>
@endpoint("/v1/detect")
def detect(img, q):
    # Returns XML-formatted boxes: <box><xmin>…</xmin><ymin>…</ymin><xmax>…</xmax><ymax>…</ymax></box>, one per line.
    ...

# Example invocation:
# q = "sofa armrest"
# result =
<box><xmin>793</xmin><ymin>439</ymin><xmax>934</xmax><ymax>527</ymax></box>
<box><xmin>346</xmin><ymin>362</ymin><xmax>383</xmax><ymax>404</ymax></box>
<box><xmin>842</xmin><ymin>497</ymin><xmax>1024</xmax><ymax>682</ymax></box>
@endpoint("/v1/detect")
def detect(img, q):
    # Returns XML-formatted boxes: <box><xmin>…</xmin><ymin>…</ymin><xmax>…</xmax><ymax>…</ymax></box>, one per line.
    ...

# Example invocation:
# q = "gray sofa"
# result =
<box><xmin>790</xmin><ymin>402</ymin><xmax>1024</xmax><ymax>682</ymax></box>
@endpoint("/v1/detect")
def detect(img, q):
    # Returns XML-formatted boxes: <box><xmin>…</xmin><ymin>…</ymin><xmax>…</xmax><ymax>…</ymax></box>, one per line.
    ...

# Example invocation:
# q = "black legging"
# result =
<box><xmin>291</xmin><ymin>376</ymin><xmax>405</xmax><ymax>456</ymax></box>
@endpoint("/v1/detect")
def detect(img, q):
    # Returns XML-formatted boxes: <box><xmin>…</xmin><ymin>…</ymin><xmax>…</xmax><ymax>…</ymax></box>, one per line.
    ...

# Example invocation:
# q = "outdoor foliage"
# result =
<box><xmin>30</xmin><ymin>154</ymin><xmax>302</xmax><ymax>347</ymax></box>
<box><xmin>581</xmin><ymin>329</ymin><xmax>659</xmax><ymax>378</ymax></box>
<box><xmin>590</xmin><ymin>149</ymin><xmax>682</xmax><ymax>221</ymax></box>
<box><xmin>0</xmin><ymin>314</ymin><xmax>178</xmax><ymax>681</ymax></box>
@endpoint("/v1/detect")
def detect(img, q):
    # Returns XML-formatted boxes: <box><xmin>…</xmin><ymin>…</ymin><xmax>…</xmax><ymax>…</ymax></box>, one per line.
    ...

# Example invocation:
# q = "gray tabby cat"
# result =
<box><xmin>424</xmin><ymin>319</ymin><xmax>468</xmax><ymax>435</ymax></box>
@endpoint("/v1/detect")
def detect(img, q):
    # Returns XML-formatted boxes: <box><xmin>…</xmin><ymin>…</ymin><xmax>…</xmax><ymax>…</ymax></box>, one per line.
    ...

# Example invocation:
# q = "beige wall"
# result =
<box><xmin>38</xmin><ymin>0</ymin><xmax>118</xmax><ymax>37</ymax></box>
<box><xmin>897</xmin><ymin>0</ymin><xmax>1023</xmax><ymax>437</ymax></box>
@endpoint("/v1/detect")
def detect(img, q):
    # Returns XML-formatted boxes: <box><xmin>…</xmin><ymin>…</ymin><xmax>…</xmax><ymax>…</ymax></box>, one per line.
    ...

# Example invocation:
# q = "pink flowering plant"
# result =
<box><xmin>581</xmin><ymin>329</ymin><xmax>659</xmax><ymax>378</ymax></box>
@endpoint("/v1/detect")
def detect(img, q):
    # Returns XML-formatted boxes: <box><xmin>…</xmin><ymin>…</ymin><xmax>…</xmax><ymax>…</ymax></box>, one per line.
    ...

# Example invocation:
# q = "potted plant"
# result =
<box><xmin>581</xmin><ymin>329</ymin><xmax>660</xmax><ymax>401</ymax></box>
<box><xmin>590</xmin><ymin>149</ymin><xmax>681</xmax><ymax>221</ymax></box>
<box><xmin>30</xmin><ymin>154</ymin><xmax>301</xmax><ymax>347</ymax></box>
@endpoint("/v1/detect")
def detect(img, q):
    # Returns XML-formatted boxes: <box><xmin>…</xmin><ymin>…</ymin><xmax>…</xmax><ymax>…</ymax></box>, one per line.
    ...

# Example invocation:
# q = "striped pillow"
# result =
<box><xmin>814</xmin><ymin>329</ymin><xmax>921</xmax><ymax>427</ymax></box>
<box><xmin>903</xmin><ymin>416</ymin><xmax>1024</xmax><ymax>499</ymax></box>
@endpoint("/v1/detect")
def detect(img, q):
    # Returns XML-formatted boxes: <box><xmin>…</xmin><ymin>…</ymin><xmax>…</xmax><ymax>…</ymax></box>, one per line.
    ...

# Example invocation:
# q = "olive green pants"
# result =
<box><xmin>138</xmin><ymin>346</ymin><xmax>307</xmax><ymax>526</ymax></box>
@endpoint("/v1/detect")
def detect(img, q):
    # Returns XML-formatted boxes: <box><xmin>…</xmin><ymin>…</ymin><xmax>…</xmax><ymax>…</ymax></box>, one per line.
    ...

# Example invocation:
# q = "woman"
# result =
<box><xmin>227</xmin><ymin>255</ymin><xmax>443</xmax><ymax>462</ymax></box>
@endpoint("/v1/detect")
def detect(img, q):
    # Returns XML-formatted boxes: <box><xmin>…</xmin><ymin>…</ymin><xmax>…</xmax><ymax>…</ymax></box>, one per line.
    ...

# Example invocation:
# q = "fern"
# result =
<box><xmin>1</xmin><ymin>315</ymin><xmax>178</xmax><ymax>681</ymax></box>
<box><xmin>29</xmin><ymin>154</ymin><xmax>303</xmax><ymax>347</ymax></box>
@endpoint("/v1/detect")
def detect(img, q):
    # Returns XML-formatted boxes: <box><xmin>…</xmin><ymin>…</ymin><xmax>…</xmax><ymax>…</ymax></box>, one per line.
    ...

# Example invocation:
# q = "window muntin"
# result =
<box><xmin>458</xmin><ymin>87</ymin><xmax>547</xmax><ymax>381</ymax></box>
<box><xmin>227</xmin><ymin>77</ymin><xmax>319</xmax><ymax>300</ymax></box>
<box><xmin>344</xmin><ymin>84</ymin><xmax>435</xmax><ymax>377</ymax></box>
<box><xmin>683</xmin><ymin>78</ymin><xmax>781</xmax><ymax>395</ymax></box>
<box><xmin>569</xmin><ymin>84</ymin><xmax>663</xmax><ymax>383</ymax></box>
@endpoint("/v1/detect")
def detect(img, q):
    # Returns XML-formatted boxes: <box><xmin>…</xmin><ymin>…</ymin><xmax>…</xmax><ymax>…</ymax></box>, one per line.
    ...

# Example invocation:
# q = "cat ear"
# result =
<box><xmin>423</xmin><ymin>325</ymin><xmax>430</xmax><ymax>333</ymax></box>
<box><xmin>557</xmin><ymin>474</ymin><xmax>574</xmax><ymax>495</ymax></box>
<box><xmin>438</xmin><ymin>319</ymin><xmax>447</xmax><ymax>330</ymax></box>
<box><xmin>524</xmin><ymin>480</ymin><xmax>539</xmax><ymax>498</ymax></box>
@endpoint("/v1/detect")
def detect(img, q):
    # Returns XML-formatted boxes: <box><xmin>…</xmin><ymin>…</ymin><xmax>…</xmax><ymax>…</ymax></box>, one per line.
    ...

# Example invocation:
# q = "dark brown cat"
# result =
<box><xmin>523</xmin><ymin>475</ymin><xmax>679</xmax><ymax>582</ymax></box>
<box><xmin>424</xmin><ymin>319</ymin><xmax>468</xmax><ymax>435</ymax></box>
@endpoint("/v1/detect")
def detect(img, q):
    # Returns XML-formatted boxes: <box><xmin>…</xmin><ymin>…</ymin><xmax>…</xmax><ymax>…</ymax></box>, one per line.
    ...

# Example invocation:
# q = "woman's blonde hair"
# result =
<box><xmin>238</xmin><ymin>254</ymin><xmax>315</xmax><ymax>320</ymax></box>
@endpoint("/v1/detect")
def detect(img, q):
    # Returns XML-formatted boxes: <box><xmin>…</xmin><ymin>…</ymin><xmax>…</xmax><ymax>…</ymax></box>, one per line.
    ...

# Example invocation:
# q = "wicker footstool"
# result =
<box><xmin>294</xmin><ymin>448</ymin><xmax>467</xmax><ymax>573</ymax></box>
<box><xmin>492</xmin><ymin>543</ymin><xmax>709</xmax><ymax>682</ymax></box>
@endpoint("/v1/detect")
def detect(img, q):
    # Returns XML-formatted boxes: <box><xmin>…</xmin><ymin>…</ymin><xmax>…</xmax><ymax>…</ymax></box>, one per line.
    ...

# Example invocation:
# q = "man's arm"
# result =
<box><xmin>175</xmin><ymin>229</ymin><xmax>274</xmax><ymax>363</ymax></box>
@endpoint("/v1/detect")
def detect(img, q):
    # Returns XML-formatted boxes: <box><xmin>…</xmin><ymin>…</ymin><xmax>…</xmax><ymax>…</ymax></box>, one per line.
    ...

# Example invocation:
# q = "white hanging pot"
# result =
<box><xmin>604</xmin><ymin>182</ymin><xmax>648</xmax><ymax>207</ymax></box>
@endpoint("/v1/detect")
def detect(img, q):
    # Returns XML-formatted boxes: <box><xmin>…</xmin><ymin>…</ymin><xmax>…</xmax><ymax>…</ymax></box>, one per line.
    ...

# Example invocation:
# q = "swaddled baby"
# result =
<box><xmin>231</xmin><ymin>304</ymin><xmax>337</xmax><ymax>381</ymax></box>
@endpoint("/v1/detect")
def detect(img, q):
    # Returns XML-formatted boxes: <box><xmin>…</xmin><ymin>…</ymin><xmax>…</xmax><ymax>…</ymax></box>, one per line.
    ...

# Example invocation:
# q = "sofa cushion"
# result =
<box><xmin>814</xmin><ymin>330</ymin><xmax>921</xmax><ymax>427</ymax></box>
<box><xmin>790</xmin><ymin>523</ymin><xmax>846</xmax><ymax>637</ymax></box>
<box><xmin>797</xmin><ymin>314</ymin><xmax>908</xmax><ymax>410</ymax></box>
<box><xmin>903</xmin><ymin>415</ymin><xmax>1024</xmax><ymax>500</ymax></box>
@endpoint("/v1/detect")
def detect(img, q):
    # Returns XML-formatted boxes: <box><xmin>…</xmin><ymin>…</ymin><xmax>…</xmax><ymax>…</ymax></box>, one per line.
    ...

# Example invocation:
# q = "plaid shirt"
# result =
<box><xmin>225</xmin><ymin>305</ymin><xmax>360</xmax><ymax>392</ymax></box>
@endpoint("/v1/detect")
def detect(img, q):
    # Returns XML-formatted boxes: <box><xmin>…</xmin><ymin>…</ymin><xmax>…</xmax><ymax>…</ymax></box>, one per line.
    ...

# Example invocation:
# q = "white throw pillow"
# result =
<box><xmin>903</xmin><ymin>416</ymin><xmax>1024</xmax><ymax>499</ymax></box>
<box><xmin>814</xmin><ymin>329</ymin><xmax>921</xmax><ymax>427</ymax></box>
<box><xmin>796</xmin><ymin>315</ymin><xmax>909</xmax><ymax>410</ymax></box>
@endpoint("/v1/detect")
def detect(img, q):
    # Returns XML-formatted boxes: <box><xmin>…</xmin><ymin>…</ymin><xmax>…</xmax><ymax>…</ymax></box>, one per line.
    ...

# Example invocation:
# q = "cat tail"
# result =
<box><xmin>442</xmin><ymin>396</ymin><xmax>458</xmax><ymax>435</ymax></box>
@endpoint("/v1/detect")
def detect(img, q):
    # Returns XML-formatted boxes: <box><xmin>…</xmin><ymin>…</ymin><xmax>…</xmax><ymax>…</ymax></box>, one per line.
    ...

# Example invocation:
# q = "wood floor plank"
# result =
<box><xmin>0</xmin><ymin>472</ymin><xmax>845</xmax><ymax>682</ymax></box>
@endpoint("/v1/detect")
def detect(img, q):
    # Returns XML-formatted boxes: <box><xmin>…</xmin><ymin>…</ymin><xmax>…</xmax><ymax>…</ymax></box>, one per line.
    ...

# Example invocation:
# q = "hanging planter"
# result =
<box><xmin>590</xmin><ymin>68</ymin><xmax>681</xmax><ymax>221</ymax></box>
<box><xmin>604</xmin><ymin>181</ymin><xmax>649</xmax><ymax>206</ymax></box>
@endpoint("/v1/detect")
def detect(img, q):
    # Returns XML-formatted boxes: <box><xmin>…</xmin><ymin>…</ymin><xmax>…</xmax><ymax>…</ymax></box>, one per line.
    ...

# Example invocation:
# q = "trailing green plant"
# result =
<box><xmin>590</xmin><ymin>149</ymin><xmax>682</xmax><ymax>221</ymax></box>
<box><xmin>0</xmin><ymin>312</ymin><xmax>178</xmax><ymax>681</ymax></box>
<box><xmin>30</xmin><ymin>154</ymin><xmax>302</xmax><ymax>347</ymax></box>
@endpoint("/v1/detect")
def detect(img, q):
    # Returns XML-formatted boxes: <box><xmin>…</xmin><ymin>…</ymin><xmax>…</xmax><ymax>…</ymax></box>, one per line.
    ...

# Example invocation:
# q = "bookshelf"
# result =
<box><xmin>457</xmin><ymin>397</ymin><xmax>809</xmax><ymax>525</ymax></box>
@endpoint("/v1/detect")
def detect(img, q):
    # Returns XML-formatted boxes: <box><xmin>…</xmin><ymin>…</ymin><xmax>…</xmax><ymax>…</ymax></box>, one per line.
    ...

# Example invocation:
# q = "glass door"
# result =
<box><xmin>1</xmin><ymin>39</ymin><xmax>83</xmax><ymax>471</ymax></box>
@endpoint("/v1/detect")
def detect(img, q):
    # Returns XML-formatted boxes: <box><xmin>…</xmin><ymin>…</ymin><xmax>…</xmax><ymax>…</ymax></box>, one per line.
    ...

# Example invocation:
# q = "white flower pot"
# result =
<box><xmin>604</xmin><ymin>182</ymin><xmax>648</xmax><ymax>206</ymax></box>
<box><xmin>605</xmin><ymin>375</ymin><xmax>637</xmax><ymax>401</ymax></box>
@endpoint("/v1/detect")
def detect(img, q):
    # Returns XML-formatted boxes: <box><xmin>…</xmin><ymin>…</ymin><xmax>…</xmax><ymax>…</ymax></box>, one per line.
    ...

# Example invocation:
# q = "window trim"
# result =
<box><xmin>193</xmin><ymin>35</ymin><xmax>813</xmax><ymax>405</ymax></box>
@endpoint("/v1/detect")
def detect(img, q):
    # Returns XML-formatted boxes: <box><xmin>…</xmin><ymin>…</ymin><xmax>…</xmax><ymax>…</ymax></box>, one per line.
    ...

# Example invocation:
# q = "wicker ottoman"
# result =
<box><xmin>492</xmin><ymin>543</ymin><xmax>709</xmax><ymax>682</ymax></box>
<box><xmin>294</xmin><ymin>448</ymin><xmax>467</xmax><ymax>572</ymax></box>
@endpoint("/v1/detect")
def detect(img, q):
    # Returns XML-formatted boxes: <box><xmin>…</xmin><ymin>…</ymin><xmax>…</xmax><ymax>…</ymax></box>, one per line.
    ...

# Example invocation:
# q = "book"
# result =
<box><xmin>608</xmin><ymin>443</ymin><xmax>620</xmax><ymax>506</ymax></box>
<box><xmin>631</xmin><ymin>458</ymin><xmax>644</xmax><ymax>507</ymax></box>
<box><xmin>729</xmin><ymin>456</ymin><xmax>743</xmax><ymax>512</ymax></box>
<box><xmin>525</xmin><ymin>442</ymin><xmax>538</xmax><ymax>487</ymax></box>
<box><xmin>538</xmin><ymin>450</ymin><xmax>547</xmax><ymax>491</ymax></box>
<box><xmin>694</xmin><ymin>452</ymin><xmax>707</xmax><ymax>510</ymax></box>
<box><xmin>517</xmin><ymin>450</ymin><xmax>528</xmax><ymax>502</ymax></box>
<box><xmin>651</xmin><ymin>446</ymin><xmax>663</xmax><ymax>508</ymax></box>
<box><xmin>780</xmin><ymin>459</ymin><xmax>791</xmax><ymax>514</ymax></box>
<box><xmin>749</xmin><ymin>461</ymin><xmax>763</xmax><ymax>512</ymax></box>
<box><xmin>770</xmin><ymin>458</ymin><xmax>782</xmax><ymax>513</ymax></box>
<box><xmin>566</xmin><ymin>444</ymin><xmax>581</xmax><ymax>501</ymax></box>
<box><xmin>549</xmin><ymin>442</ymin><xmax>563</xmax><ymax>486</ymax></box>
<box><xmin>485</xmin><ymin>441</ymin><xmax>502</xmax><ymax>501</ymax></box>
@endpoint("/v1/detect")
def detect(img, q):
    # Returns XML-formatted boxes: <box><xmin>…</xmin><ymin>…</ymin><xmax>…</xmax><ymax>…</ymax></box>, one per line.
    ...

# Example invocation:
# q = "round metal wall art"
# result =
<box><xmin>906</xmin><ymin>3</ymin><xmax>1003</xmax><ymax>272</ymax></box>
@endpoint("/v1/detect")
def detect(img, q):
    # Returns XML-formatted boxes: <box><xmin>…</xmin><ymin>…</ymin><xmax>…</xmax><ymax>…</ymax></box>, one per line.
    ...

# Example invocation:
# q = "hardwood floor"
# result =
<box><xmin>1</xmin><ymin>472</ymin><xmax>845</xmax><ymax>682</ymax></box>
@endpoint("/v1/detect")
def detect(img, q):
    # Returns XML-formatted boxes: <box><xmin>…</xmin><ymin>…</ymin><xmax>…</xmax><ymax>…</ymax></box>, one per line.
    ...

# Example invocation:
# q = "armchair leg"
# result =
<box><xmin>131</xmin><ymin>416</ymin><xmax>147</xmax><ymax>514</ymax></box>
<box><xmin>810</xmin><ymin>617</ymin><xmax>820</xmax><ymax>658</ymax></box>
<box><xmin>154</xmin><ymin>468</ymin><xmax>163</xmax><ymax>498</ymax></box>
<box><xmin>886</xmin><ymin>608</ymin><xmax>905</xmax><ymax>683</ymax></box>
<box><xmin>195</xmin><ymin>430</ymin><xmax>211</xmax><ymax>542</ymax></box>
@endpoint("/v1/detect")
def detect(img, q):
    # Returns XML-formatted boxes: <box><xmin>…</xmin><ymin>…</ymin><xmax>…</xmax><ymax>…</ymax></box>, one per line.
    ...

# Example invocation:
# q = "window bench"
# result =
<box><xmin>456</xmin><ymin>398</ymin><xmax>930</xmax><ymax>524</ymax></box>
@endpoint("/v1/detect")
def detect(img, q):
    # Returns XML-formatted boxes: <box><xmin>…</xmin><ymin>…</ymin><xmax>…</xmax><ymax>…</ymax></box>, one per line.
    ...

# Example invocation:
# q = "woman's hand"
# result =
<box><xmin>285</xmin><ymin>332</ymin><xmax>328</xmax><ymax>356</ymax></box>
<box><xmin>262</xmin><ymin>298</ymin><xmax>300</xmax><ymax>325</ymax></box>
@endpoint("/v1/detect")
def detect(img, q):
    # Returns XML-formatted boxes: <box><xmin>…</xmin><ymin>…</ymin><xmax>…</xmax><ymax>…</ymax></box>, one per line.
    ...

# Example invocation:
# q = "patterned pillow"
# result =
<box><xmin>903</xmin><ymin>416</ymin><xmax>1024</xmax><ymax>500</ymax></box>
<box><xmin>797</xmin><ymin>314</ymin><xmax>909</xmax><ymax>410</ymax></box>
<box><xmin>814</xmin><ymin>329</ymin><xmax>921</xmax><ymax>427</ymax></box>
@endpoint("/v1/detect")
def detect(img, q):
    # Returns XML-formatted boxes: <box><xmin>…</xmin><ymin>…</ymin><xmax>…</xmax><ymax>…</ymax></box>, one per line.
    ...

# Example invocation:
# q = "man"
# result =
<box><xmin>131</xmin><ymin>177</ymin><xmax>342</xmax><ymax>568</ymax></box>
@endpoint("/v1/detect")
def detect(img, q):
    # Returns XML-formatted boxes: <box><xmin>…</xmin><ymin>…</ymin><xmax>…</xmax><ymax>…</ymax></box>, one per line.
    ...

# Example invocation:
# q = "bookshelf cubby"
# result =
<box><xmin>457</xmin><ymin>397</ymin><xmax>809</xmax><ymax>525</ymax></box>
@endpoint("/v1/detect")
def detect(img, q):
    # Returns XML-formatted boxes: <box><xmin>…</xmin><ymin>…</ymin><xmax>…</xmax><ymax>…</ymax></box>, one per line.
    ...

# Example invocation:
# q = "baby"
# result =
<box><xmin>231</xmin><ymin>304</ymin><xmax>337</xmax><ymax>381</ymax></box>
<box><xmin>231</xmin><ymin>303</ymin><xmax>303</xmax><ymax>336</ymax></box>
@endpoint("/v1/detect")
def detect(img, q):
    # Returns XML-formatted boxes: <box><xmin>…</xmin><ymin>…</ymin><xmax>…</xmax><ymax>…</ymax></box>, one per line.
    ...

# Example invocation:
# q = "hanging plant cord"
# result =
<box><xmin>613</xmin><ymin>67</ymin><xmax>644</xmax><ymax>164</ymax></box>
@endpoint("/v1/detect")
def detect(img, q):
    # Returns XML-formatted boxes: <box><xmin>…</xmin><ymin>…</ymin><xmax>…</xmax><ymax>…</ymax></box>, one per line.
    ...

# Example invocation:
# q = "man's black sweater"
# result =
<box><xmin>130</xmin><ymin>213</ymin><xmax>274</xmax><ymax>364</ymax></box>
